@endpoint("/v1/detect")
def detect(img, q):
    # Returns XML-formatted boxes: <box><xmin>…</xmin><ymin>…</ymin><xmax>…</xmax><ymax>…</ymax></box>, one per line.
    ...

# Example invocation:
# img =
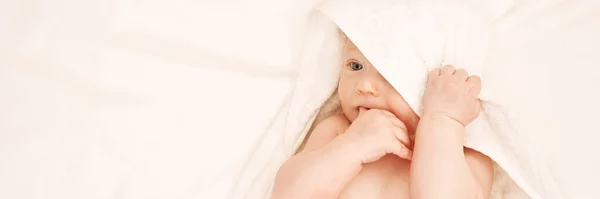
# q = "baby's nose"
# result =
<box><xmin>356</xmin><ymin>80</ymin><xmax>379</xmax><ymax>97</ymax></box>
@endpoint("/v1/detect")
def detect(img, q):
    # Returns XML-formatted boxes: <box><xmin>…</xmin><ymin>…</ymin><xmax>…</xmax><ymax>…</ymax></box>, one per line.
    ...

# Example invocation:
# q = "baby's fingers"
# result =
<box><xmin>393</xmin><ymin>127</ymin><xmax>413</xmax><ymax>150</ymax></box>
<box><xmin>454</xmin><ymin>69</ymin><xmax>469</xmax><ymax>81</ymax></box>
<box><xmin>429</xmin><ymin>68</ymin><xmax>441</xmax><ymax>77</ymax></box>
<box><xmin>467</xmin><ymin>75</ymin><xmax>482</xmax><ymax>96</ymax></box>
<box><xmin>389</xmin><ymin>142</ymin><xmax>413</xmax><ymax>160</ymax></box>
<box><xmin>441</xmin><ymin>65</ymin><xmax>456</xmax><ymax>75</ymax></box>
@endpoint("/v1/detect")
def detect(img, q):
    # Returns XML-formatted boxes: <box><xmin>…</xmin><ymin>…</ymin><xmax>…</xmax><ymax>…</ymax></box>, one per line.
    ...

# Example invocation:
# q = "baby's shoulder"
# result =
<box><xmin>317</xmin><ymin>114</ymin><xmax>351</xmax><ymax>135</ymax></box>
<box><xmin>296</xmin><ymin>114</ymin><xmax>351</xmax><ymax>153</ymax></box>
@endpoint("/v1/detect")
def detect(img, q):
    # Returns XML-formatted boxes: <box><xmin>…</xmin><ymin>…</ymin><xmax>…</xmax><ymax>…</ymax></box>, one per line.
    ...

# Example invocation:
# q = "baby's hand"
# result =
<box><xmin>422</xmin><ymin>65</ymin><xmax>481</xmax><ymax>126</ymax></box>
<box><xmin>340</xmin><ymin>108</ymin><xmax>413</xmax><ymax>164</ymax></box>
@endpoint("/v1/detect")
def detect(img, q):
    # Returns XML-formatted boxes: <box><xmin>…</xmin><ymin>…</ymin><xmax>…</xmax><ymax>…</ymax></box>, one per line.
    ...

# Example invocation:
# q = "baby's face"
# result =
<box><xmin>338</xmin><ymin>40</ymin><xmax>419</xmax><ymax>133</ymax></box>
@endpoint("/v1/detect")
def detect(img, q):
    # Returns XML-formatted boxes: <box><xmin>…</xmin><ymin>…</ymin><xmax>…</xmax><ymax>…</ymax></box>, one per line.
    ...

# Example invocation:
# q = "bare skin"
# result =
<box><xmin>271</xmin><ymin>40</ymin><xmax>494</xmax><ymax>199</ymax></box>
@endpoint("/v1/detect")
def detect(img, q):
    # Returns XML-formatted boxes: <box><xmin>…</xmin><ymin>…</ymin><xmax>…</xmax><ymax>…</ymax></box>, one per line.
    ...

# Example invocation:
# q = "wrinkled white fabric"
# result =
<box><xmin>0</xmin><ymin>0</ymin><xmax>297</xmax><ymax>198</ymax></box>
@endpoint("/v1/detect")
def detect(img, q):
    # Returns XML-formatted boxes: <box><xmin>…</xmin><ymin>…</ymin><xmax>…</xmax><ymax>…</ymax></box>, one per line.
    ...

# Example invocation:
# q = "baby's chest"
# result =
<box><xmin>338</xmin><ymin>154</ymin><xmax>411</xmax><ymax>199</ymax></box>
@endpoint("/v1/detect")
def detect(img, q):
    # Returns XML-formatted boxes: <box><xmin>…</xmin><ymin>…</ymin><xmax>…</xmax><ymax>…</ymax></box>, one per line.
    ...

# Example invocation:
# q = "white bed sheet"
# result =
<box><xmin>1</xmin><ymin>0</ymin><xmax>298</xmax><ymax>198</ymax></box>
<box><xmin>1</xmin><ymin>0</ymin><xmax>600</xmax><ymax>198</ymax></box>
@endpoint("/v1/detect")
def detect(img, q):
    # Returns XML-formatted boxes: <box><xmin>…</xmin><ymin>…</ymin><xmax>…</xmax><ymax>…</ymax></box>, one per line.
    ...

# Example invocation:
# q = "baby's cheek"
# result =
<box><xmin>341</xmin><ymin>104</ymin><xmax>357</xmax><ymax>122</ymax></box>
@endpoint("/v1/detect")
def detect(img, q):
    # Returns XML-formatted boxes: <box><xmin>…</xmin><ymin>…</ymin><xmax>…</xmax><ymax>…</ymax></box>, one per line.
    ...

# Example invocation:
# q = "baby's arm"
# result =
<box><xmin>409</xmin><ymin>65</ymin><xmax>493</xmax><ymax>199</ymax></box>
<box><xmin>273</xmin><ymin>109</ymin><xmax>414</xmax><ymax>199</ymax></box>
<box><xmin>410</xmin><ymin>114</ymin><xmax>493</xmax><ymax>199</ymax></box>
<box><xmin>271</xmin><ymin>114</ymin><xmax>353</xmax><ymax>199</ymax></box>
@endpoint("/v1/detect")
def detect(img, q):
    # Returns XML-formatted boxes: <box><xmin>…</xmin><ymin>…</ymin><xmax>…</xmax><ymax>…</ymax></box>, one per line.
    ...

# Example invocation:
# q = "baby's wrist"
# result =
<box><xmin>416</xmin><ymin>112</ymin><xmax>467</xmax><ymax>148</ymax></box>
<box><xmin>324</xmin><ymin>134</ymin><xmax>364</xmax><ymax>165</ymax></box>
<box><xmin>421</xmin><ymin>112</ymin><xmax>464</xmax><ymax>127</ymax></box>
<box><xmin>419</xmin><ymin>112</ymin><xmax>465</xmax><ymax>138</ymax></box>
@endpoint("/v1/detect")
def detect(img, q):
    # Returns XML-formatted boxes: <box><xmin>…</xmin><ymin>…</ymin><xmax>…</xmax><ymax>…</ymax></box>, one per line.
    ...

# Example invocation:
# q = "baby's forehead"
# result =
<box><xmin>343</xmin><ymin>39</ymin><xmax>369</xmax><ymax>61</ymax></box>
<box><xmin>344</xmin><ymin>39</ymin><xmax>359</xmax><ymax>51</ymax></box>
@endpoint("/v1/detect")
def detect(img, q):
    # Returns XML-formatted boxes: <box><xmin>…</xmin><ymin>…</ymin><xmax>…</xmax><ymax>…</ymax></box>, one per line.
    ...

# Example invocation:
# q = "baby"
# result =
<box><xmin>272</xmin><ymin>39</ymin><xmax>494</xmax><ymax>199</ymax></box>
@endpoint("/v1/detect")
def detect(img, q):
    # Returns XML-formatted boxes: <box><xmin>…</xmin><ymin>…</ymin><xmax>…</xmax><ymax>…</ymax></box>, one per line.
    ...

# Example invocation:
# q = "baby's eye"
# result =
<box><xmin>350</xmin><ymin>61</ymin><xmax>363</xmax><ymax>71</ymax></box>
